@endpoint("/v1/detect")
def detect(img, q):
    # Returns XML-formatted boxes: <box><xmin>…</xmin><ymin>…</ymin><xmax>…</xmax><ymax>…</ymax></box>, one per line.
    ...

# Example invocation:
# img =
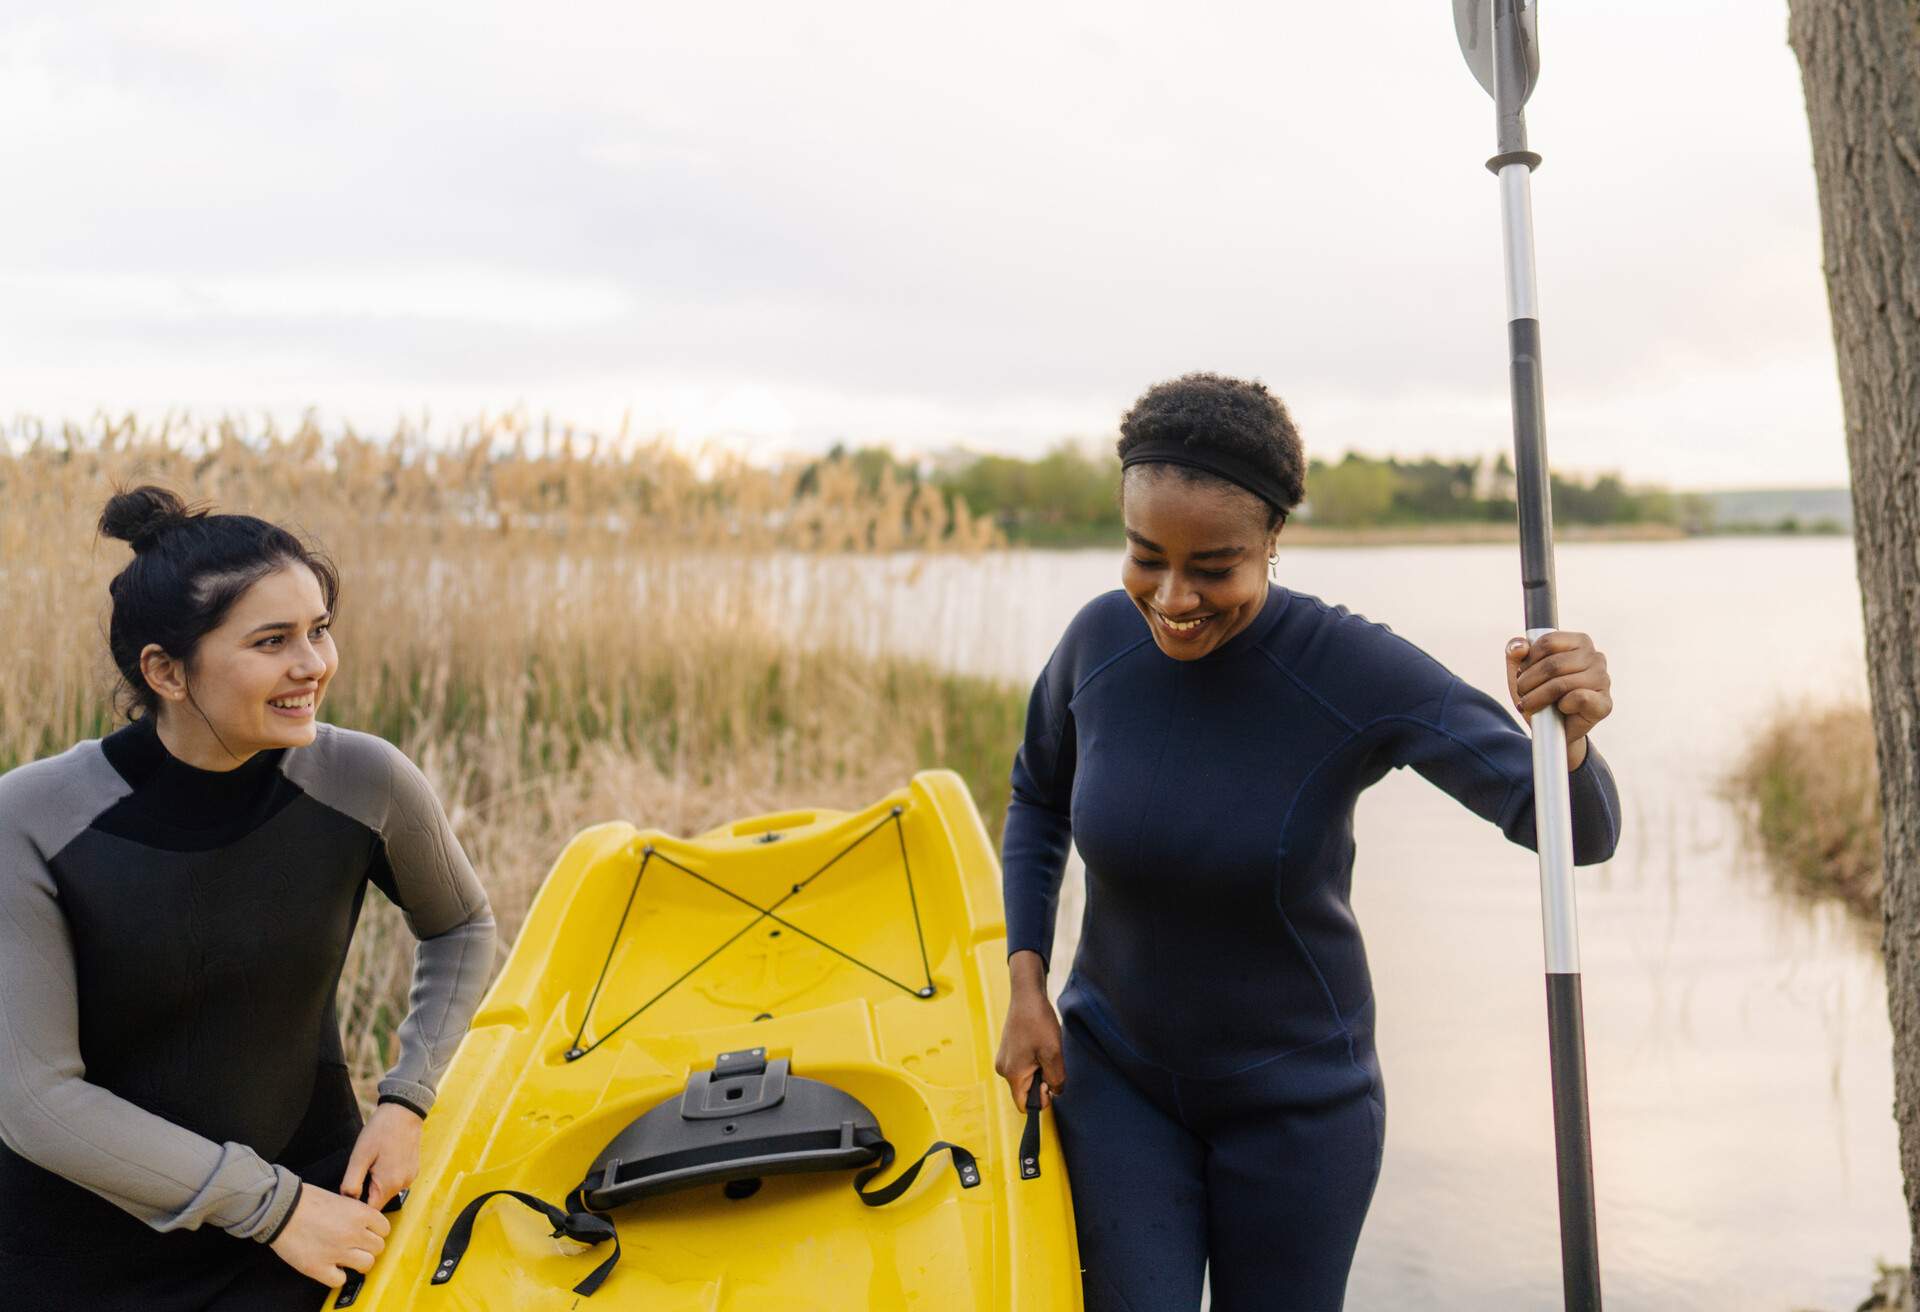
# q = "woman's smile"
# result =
<box><xmin>1153</xmin><ymin>610</ymin><xmax>1216</xmax><ymax>638</ymax></box>
<box><xmin>266</xmin><ymin>689</ymin><xmax>318</xmax><ymax>718</ymax></box>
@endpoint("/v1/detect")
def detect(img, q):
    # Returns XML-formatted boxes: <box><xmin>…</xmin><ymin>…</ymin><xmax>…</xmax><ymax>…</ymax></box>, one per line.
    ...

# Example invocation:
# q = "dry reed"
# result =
<box><xmin>0</xmin><ymin>413</ymin><xmax>1023</xmax><ymax>1105</ymax></box>
<box><xmin>1730</xmin><ymin>701</ymin><xmax>1883</xmax><ymax>922</ymax></box>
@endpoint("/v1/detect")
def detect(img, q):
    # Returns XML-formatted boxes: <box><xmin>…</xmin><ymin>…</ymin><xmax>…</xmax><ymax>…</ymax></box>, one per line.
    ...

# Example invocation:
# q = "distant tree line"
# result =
<box><xmin>1302</xmin><ymin>451</ymin><xmax>1713</xmax><ymax>531</ymax></box>
<box><xmin>801</xmin><ymin>443</ymin><xmax>1714</xmax><ymax>544</ymax></box>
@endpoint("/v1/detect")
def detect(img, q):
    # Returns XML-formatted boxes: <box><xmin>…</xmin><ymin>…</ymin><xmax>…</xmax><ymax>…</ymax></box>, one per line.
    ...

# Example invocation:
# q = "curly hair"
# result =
<box><xmin>1116</xmin><ymin>372</ymin><xmax>1307</xmax><ymax>528</ymax></box>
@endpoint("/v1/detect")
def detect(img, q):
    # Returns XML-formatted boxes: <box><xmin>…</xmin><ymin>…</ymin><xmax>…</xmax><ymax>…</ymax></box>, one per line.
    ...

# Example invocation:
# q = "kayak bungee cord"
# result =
<box><xmin>564</xmin><ymin>805</ymin><xmax>937</xmax><ymax>1062</ymax></box>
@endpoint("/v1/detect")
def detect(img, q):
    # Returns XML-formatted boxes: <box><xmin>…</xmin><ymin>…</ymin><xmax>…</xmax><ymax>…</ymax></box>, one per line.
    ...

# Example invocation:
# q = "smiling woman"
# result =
<box><xmin>1114</xmin><ymin>373</ymin><xmax>1301</xmax><ymax>659</ymax></box>
<box><xmin>993</xmin><ymin>372</ymin><xmax>1622</xmax><ymax>1311</ymax></box>
<box><xmin>0</xmin><ymin>487</ymin><xmax>497</xmax><ymax>1309</ymax></box>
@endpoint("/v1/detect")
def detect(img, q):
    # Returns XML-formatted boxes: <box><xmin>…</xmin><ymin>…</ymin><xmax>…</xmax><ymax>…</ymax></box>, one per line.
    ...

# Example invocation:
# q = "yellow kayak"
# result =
<box><xmin>341</xmin><ymin>770</ymin><xmax>1081</xmax><ymax>1310</ymax></box>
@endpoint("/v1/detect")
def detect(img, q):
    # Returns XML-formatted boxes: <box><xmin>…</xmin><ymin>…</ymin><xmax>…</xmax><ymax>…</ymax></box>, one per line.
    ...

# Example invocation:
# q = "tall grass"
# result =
<box><xmin>0</xmin><ymin>413</ymin><xmax>1024</xmax><ymax>1104</ymax></box>
<box><xmin>1731</xmin><ymin>702</ymin><xmax>1882</xmax><ymax>922</ymax></box>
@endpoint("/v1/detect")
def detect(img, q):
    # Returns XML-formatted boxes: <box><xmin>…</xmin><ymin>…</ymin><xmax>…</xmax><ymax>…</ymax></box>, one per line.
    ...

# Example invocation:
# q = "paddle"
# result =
<box><xmin>1451</xmin><ymin>4</ymin><xmax>1603</xmax><ymax>1309</ymax></box>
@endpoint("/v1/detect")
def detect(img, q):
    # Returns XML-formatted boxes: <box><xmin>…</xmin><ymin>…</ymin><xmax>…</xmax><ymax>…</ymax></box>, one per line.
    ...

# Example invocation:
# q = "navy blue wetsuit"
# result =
<box><xmin>1003</xmin><ymin>585</ymin><xmax>1620</xmax><ymax>1311</ymax></box>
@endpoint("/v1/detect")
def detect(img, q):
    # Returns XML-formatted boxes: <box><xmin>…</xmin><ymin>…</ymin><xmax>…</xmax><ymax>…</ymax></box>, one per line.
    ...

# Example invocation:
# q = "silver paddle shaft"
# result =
<box><xmin>1502</xmin><ymin>164</ymin><xmax>1580</xmax><ymax>976</ymax></box>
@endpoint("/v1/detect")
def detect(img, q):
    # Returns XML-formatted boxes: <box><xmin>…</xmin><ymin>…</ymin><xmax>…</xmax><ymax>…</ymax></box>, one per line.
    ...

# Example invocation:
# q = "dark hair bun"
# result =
<box><xmin>99</xmin><ymin>486</ymin><xmax>196</xmax><ymax>553</ymax></box>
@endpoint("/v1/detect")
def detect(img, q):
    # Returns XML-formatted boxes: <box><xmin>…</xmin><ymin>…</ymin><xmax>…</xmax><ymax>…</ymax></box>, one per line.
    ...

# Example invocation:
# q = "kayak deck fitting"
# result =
<box><xmin>340</xmin><ymin>770</ymin><xmax>1081</xmax><ymax>1310</ymax></box>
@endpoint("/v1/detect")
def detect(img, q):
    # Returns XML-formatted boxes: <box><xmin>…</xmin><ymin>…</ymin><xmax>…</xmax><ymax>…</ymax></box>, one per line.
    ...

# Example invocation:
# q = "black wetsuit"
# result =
<box><xmin>0</xmin><ymin>718</ymin><xmax>495</xmax><ymax>1310</ymax></box>
<box><xmin>1003</xmin><ymin>587</ymin><xmax>1620</xmax><ymax>1310</ymax></box>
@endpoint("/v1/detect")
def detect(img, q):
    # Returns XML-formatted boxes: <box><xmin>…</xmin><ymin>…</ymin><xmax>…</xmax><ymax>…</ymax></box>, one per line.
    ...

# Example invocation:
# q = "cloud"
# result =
<box><xmin>0</xmin><ymin>268</ymin><xmax>632</xmax><ymax>329</ymax></box>
<box><xmin>0</xmin><ymin>0</ymin><xmax>1849</xmax><ymax>486</ymax></box>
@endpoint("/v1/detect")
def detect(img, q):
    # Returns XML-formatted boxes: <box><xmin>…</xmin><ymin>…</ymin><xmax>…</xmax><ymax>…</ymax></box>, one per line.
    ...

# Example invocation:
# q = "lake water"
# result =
<box><xmin>804</xmin><ymin>537</ymin><xmax>1895</xmax><ymax>1311</ymax></box>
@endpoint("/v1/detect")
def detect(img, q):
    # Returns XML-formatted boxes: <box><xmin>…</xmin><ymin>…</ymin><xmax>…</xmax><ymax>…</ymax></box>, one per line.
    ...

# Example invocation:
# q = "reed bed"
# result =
<box><xmin>0</xmin><ymin>413</ymin><xmax>1023</xmax><ymax>1104</ymax></box>
<box><xmin>1731</xmin><ymin>701</ymin><xmax>1883</xmax><ymax>922</ymax></box>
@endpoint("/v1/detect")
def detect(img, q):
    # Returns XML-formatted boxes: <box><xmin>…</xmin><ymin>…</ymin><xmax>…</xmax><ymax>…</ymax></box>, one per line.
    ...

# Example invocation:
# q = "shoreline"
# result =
<box><xmin>997</xmin><ymin>524</ymin><xmax>1848</xmax><ymax>550</ymax></box>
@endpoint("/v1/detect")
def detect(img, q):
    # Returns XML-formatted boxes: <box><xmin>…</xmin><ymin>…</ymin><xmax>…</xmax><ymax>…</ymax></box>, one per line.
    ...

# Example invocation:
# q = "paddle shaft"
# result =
<box><xmin>1484</xmin><ymin>2</ymin><xmax>1602</xmax><ymax>1307</ymax></box>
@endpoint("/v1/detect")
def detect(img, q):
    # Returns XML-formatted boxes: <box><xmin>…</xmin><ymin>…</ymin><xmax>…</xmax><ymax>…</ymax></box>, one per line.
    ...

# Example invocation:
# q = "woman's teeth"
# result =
<box><xmin>268</xmin><ymin>694</ymin><xmax>314</xmax><ymax>711</ymax></box>
<box><xmin>1160</xmin><ymin>614</ymin><xmax>1209</xmax><ymax>633</ymax></box>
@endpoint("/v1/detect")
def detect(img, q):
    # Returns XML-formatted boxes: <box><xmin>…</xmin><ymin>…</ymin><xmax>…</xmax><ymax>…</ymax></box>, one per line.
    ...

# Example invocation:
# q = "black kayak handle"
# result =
<box><xmin>1019</xmin><ymin>1078</ymin><xmax>1045</xmax><ymax>1181</ymax></box>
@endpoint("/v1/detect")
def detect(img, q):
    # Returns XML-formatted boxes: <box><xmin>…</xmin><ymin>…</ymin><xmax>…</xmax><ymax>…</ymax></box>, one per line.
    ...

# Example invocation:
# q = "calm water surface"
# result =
<box><xmin>813</xmin><ymin>537</ymin><xmax>1893</xmax><ymax>1311</ymax></box>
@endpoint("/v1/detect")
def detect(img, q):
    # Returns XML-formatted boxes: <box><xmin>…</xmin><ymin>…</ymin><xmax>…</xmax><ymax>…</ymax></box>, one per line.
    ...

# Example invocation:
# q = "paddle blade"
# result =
<box><xmin>1454</xmin><ymin>0</ymin><xmax>1539</xmax><ymax>103</ymax></box>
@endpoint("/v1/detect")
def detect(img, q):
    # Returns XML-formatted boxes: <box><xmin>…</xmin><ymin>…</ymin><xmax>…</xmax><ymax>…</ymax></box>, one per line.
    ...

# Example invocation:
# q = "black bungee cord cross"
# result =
<box><xmin>564</xmin><ymin>805</ymin><xmax>937</xmax><ymax>1062</ymax></box>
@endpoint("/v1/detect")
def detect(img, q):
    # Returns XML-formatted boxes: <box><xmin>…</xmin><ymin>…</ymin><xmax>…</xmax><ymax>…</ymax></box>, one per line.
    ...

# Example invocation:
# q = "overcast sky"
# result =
<box><xmin>0</xmin><ymin>2</ymin><xmax>1846</xmax><ymax>488</ymax></box>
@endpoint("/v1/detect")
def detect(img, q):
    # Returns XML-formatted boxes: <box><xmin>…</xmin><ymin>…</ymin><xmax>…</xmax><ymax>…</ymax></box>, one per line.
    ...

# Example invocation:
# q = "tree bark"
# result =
<box><xmin>1789</xmin><ymin>0</ymin><xmax>1920</xmax><ymax>1273</ymax></box>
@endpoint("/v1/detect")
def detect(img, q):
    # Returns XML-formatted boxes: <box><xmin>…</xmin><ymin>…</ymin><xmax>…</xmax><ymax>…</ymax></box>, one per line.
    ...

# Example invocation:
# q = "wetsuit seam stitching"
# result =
<box><xmin>1273</xmin><ymin>903</ymin><xmax>1349</xmax><ymax>1046</ymax></box>
<box><xmin>1194</xmin><ymin>1025</ymin><xmax>1354</xmax><ymax>1080</ymax></box>
<box><xmin>1169</xmin><ymin>1073</ymin><xmax>1194</xmax><ymax>1132</ymax></box>
<box><xmin>1073</xmin><ymin>982</ymin><xmax>1350</xmax><ymax>1081</ymax></box>
<box><xmin>1361</xmin><ymin>711</ymin><xmax>1520</xmax><ymax>822</ymax></box>
<box><xmin>1070</xmin><ymin>636</ymin><xmax>1154</xmax><ymax>702</ymax></box>
<box><xmin>1272</xmin><ymin>727</ymin><xmax>1373</xmax><ymax>899</ymax></box>
<box><xmin>1253</xmin><ymin>648</ymin><xmax>1359</xmax><ymax>733</ymax></box>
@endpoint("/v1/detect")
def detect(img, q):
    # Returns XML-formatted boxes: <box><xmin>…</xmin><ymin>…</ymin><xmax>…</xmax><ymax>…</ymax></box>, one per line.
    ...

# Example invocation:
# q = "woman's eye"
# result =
<box><xmin>1196</xmin><ymin>568</ymin><xmax>1233</xmax><ymax>581</ymax></box>
<box><xmin>311</xmin><ymin>624</ymin><xmax>332</xmax><ymax>641</ymax></box>
<box><xmin>1129</xmin><ymin>556</ymin><xmax>1164</xmax><ymax>570</ymax></box>
<box><xmin>257</xmin><ymin>635</ymin><xmax>283</xmax><ymax>649</ymax></box>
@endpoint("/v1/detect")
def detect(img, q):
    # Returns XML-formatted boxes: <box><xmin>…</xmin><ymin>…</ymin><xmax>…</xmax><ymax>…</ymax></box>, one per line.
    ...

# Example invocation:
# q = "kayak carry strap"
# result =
<box><xmin>429</xmin><ymin>1136</ymin><xmax>980</xmax><ymax>1297</ymax></box>
<box><xmin>853</xmin><ymin>1136</ymin><xmax>981</xmax><ymax>1206</ymax></box>
<box><xmin>427</xmin><ymin>1048</ymin><xmax>1010</xmax><ymax>1297</ymax></box>
<box><xmin>1019</xmin><ymin>1078</ymin><xmax>1045</xmax><ymax>1180</ymax></box>
<box><xmin>431</xmin><ymin>1187</ymin><xmax>620</xmax><ymax>1296</ymax></box>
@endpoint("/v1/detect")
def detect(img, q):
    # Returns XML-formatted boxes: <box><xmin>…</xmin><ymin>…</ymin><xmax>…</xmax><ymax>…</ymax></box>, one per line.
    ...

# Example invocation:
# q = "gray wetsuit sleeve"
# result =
<box><xmin>0</xmin><ymin>753</ymin><xmax>301</xmax><ymax>1241</ymax></box>
<box><xmin>367</xmin><ymin>740</ymin><xmax>496</xmax><ymax>1117</ymax></box>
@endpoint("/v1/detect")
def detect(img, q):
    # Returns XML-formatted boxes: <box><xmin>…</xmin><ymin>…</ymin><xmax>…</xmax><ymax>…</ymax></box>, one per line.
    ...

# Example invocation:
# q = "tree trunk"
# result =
<box><xmin>1789</xmin><ymin>0</ymin><xmax>1920</xmax><ymax>1273</ymax></box>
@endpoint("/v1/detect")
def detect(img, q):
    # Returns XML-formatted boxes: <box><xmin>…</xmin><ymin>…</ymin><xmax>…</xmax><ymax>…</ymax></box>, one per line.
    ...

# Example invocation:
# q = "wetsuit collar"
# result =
<box><xmin>101</xmin><ymin>715</ymin><xmax>287</xmax><ymax>829</ymax></box>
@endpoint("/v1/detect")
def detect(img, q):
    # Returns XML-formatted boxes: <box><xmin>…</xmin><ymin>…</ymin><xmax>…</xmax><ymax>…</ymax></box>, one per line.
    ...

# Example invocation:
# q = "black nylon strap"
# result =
<box><xmin>431</xmin><ymin>1188</ymin><xmax>620</xmax><ymax>1296</ymax></box>
<box><xmin>852</xmin><ymin>1137</ymin><xmax>981</xmax><ymax>1206</ymax></box>
<box><xmin>429</xmin><ymin>1133</ymin><xmax>986</xmax><ymax>1297</ymax></box>
<box><xmin>1018</xmin><ymin>1080</ymin><xmax>1045</xmax><ymax>1180</ymax></box>
<box><xmin>334</xmin><ymin>1181</ymin><xmax>407</xmax><ymax>1307</ymax></box>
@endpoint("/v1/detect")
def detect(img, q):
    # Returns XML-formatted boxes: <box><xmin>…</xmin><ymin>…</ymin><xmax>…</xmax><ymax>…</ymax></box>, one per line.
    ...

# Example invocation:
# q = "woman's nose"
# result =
<box><xmin>1154</xmin><ymin>575</ymin><xmax>1195</xmax><ymax>614</ymax></box>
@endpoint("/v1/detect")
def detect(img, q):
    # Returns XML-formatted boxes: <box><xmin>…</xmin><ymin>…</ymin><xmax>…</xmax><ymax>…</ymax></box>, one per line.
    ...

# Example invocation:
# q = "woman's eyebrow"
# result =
<box><xmin>1124</xmin><ymin>531</ymin><xmax>1244</xmax><ymax>560</ymax></box>
<box><xmin>241</xmin><ymin>612</ymin><xmax>330</xmax><ymax>638</ymax></box>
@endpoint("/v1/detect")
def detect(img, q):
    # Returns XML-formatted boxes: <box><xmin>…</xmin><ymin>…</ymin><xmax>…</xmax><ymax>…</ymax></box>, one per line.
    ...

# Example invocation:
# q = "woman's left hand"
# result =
<box><xmin>340</xmin><ymin>1103</ymin><xmax>423</xmax><ymax>1212</ymax></box>
<box><xmin>1505</xmin><ymin>631</ymin><xmax>1612</xmax><ymax>769</ymax></box>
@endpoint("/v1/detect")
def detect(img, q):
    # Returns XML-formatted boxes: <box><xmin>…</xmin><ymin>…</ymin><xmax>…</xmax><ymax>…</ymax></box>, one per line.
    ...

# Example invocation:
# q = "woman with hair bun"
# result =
<box><xmin>0</xmin><ymin>487</ymin><xmax>496</xmax><ymax>1308</ymax></box>
<box><xmin>993</xmin><ymin>373</ymin><xmax>1622</xmax><ymax>1310</ymax></box>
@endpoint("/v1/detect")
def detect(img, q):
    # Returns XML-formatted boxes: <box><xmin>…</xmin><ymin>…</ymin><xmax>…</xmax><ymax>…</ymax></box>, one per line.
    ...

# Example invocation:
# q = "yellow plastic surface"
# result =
<box><xmin>346</xmin><ymin>771</ymin><xmax>1081</xmax><ymax>1310</ymax></box>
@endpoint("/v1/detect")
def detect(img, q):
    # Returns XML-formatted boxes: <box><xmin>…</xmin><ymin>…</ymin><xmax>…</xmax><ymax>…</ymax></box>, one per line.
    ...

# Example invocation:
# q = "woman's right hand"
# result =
<box><xmin>269</xmin><ymin>1182</ymin><xmax>391</xmax><ymax>1289</ymax></box>
<box><xmin>995</xmin><ymin>949</ymin><xmax>1067</xmax><ymax>1112</ymax></box>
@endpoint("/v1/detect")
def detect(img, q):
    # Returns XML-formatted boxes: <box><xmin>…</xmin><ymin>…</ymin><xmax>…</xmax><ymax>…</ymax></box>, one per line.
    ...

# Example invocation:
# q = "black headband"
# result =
<box><xmin>1119</xmin><ymin>440</ymin><xmax>1293</xmax><ymax>518</ymax></box>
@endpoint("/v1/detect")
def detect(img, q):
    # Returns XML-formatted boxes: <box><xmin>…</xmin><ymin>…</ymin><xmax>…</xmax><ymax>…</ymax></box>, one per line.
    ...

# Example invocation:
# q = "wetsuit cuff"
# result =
<box><xmin>253</xmin><ymin>1165</ymin><xmax>304</xmax><ymax>1244</ymax></box>
<box><xmin>376</xmin><ymin>1078</ymin><xmax>434</xmax><ymax>1120</ymax></box>
<box><xmin>377</xmin><ymin>1092</ymin><xmax>429</xmax><ymax>1120</ymax></box>
<box><xmin>1570</xmin><ymin>735</ymin><xmax>1598</xmax><ymax>775</ymax></box>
